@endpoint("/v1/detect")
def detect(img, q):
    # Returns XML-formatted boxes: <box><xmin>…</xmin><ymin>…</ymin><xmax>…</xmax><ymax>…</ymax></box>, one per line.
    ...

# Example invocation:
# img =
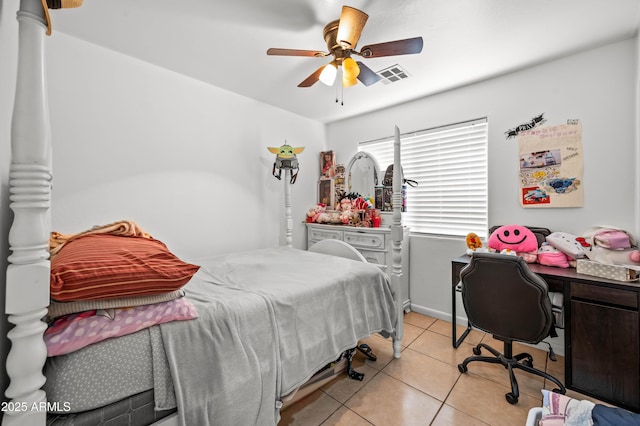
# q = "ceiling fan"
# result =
<box><xmin>267</xmin><ymin>6</ymin><xmax>423</xmax><ymax>88</ymax></box>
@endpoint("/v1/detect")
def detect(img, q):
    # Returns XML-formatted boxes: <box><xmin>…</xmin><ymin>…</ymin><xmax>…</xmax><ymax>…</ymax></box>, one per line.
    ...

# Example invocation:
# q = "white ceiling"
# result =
<box><xmin>50</xmin><ymin>0</ymin><xmax>639</xmax><ymax>124</ymax></box>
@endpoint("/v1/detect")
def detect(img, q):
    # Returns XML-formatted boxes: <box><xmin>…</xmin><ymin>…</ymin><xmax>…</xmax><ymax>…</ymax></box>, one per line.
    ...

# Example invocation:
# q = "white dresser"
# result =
<box><xmin>306</xmin><ymin>223</ymin><xmax>410</xmax><ymax>312</ymax></box>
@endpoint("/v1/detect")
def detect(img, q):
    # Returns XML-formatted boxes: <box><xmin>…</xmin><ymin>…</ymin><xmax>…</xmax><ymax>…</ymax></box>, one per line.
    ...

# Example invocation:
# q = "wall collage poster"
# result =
<box><xmin>518</xmin><ymin>123</ymin><xmax>583</xmax><ymax>208</ymax></box>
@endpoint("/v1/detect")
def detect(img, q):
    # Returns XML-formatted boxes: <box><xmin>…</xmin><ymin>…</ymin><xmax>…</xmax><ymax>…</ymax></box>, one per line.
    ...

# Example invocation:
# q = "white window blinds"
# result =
<box><xmin>359</xmin><ymin>118</ymin><xmax>488</xmax><ymax>238</ymax></box>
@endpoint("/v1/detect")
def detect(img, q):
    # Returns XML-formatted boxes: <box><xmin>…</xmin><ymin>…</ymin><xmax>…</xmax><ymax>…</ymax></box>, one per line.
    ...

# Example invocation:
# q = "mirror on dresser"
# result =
<box><xmin>345</xmin><ymin>151</ymin><xmax>379</xmax><ymax>200</ymax></box>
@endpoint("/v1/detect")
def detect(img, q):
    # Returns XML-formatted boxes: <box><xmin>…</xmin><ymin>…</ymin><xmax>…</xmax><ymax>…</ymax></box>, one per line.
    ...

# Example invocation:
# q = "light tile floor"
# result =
<box><xmin>279</xmin><ymin>312</ymin><xmax>614</xmax><ymax>425</ymax></box>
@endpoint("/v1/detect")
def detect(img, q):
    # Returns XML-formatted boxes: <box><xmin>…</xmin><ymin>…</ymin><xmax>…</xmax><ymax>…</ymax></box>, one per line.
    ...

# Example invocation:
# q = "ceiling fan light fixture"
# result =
<box><xmin>342</xmin><ymin>74</ymin><xmax>358</xmax><ymax>88</ymax></box>
<box><xmin>319</xmin><ymin>61</ymin><xmax>337</xmax><ymax>86</ymax></box>
<box><xmin>336</xmin><ymin>6</ymin><xmax>369</xmax><ymax>49</ymax></box>
<box><xmin>342</xmin><ymin>57</ymin><xmax>360</xmax><ymax>81</ymax></box>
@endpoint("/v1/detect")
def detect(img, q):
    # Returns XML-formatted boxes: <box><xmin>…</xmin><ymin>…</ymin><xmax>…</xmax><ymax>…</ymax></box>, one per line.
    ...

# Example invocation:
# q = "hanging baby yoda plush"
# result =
<box><xmin>267</xmin><ymin>143</ymin><xmax>304</xmax><ymax>184</ymax></box>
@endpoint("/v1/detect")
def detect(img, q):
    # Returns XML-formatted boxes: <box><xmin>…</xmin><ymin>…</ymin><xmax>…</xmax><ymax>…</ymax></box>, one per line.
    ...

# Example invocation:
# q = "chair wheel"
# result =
<box><xmin>505</xmin><ymin>392</ymin><xmax>518</xmax><ymax>405</ymax></box>
<box><xmin>458</xmin><ymin>364</ymin><xmax>467</xmax><ymax>373</ymax></box>
<box><xmin>473</xmin><ymin>347</ymin><xmax>481</xmax><ymax>355</ymax></box>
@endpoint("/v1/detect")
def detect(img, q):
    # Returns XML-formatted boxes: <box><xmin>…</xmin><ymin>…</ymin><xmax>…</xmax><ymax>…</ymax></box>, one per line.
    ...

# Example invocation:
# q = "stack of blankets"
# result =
<box><xmin>45</xmin><ymin>220</ymin><xmax>200</xmax><ymax>356</ymax></box>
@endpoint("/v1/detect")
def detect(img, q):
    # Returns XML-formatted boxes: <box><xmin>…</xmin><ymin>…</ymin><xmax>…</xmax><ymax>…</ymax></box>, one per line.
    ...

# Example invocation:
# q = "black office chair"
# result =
<box><xmin>457</xmin><ymin>252</ymin><xmax>566</xmax><ymax>404</ymax></box>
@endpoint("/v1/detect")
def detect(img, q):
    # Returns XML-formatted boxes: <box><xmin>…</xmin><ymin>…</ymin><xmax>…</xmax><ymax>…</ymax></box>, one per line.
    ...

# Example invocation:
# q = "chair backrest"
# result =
<box><xmin>308</xmin><ymin>239</ymin><xmax>368</xmax><ymax>263</ymax></box>
<box><xmin>460</xmin><ymin>252</ymin><xmax>554</xmax><ymax>344</ymax></box>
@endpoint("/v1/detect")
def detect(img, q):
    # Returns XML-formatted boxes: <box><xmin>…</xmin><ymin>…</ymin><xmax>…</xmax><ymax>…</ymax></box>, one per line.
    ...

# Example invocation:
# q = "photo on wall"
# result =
<box><xmin>320</xmin><ymin>151</ymin><xmax>336</xmax><ymax>179</ymax></box>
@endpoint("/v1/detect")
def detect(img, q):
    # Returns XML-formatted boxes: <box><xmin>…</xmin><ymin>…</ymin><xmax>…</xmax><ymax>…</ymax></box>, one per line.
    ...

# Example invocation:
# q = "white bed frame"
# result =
<box><xmin>2</xmin><ymin>1</ymin><xmax>405</xmax><ymax>424</ymax></box>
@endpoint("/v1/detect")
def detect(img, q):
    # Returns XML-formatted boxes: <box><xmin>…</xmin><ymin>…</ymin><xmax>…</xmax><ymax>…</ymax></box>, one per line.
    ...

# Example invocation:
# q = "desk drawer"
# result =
<box><xmin>542</xmin><ymin>277</ymin><xmax>565</xmax><ymax>293</ymax></box>
<box><xmin>308</xmin><ymin>228</ymin><xmax>343</xmax><ymax>242</ymax></box>
<box><xmin>571</xmin><ymin>282</ymin><xmax>638</xmax><ymax>309</ymax></box>
<box><xmin>344</xmin><ymin>231</ymin><xmax>385</xmax><ymax>250</ymax></box>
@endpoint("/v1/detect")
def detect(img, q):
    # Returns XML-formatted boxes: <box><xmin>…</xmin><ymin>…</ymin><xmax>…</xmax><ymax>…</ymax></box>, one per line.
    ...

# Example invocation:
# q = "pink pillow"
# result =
<box><xmin>45</xmin><ymin>298</ymin><xmax>198</xmax><ymax>356</ymax></box>
<box><xmin>488</xmin><ymin>225</ymin><xmax>538</xmax><ymax>262</ymax></box>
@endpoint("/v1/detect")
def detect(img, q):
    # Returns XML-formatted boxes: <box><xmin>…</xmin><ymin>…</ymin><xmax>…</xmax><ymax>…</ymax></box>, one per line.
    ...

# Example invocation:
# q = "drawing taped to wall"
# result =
<box><xmin>518</xmin><ymin>122</ymin><xmax>583</xmax><ymax>208</ymax></box>
<box><xmin>520</xmin><ymin>150</ymin><xmax>561</xmax><ymax>168</ymax></box>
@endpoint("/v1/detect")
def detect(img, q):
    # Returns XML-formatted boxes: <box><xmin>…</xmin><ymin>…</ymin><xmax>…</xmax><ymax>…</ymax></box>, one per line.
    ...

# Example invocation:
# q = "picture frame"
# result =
<box><xmin>383</xmin><ymin>187</ymin><xmax>393</xmax><ymax>211</ymax></box>
<box><xmin>320</xmin><ymin>150</ymin><xmax>336</xmax><ymax>179</ymax></box>
<box><xmin>318</xmin><ymin>179</ymin><xmax>336</xmax><ymax>208</ymax></box>
<box><xmin>375</xmin><ymin>186</ymin><xmax>384</xmax><ymax>210</ymax></box>
<box><xmin>382</xmin><ymin>186</ymin><xmax>407</xmax><ymax>211</ymax></box>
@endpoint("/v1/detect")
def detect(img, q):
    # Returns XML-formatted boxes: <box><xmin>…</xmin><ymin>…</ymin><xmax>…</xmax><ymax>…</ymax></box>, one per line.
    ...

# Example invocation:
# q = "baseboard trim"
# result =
<box><xmin>409</xmin><ymin>303</ymin><xmax>467</xmax><ymax>325</ymax></box>
<box><xmin>409</xmin><ymin>303</ymin><xmax>565</xmax><ymax>357</ymax></box>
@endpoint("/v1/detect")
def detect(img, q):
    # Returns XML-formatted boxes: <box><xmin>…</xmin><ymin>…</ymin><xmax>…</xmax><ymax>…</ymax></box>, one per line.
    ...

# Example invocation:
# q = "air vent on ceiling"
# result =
<box><xmin>376</xmin><ymin>64</ymin><xmax>410</xmax><ymax>84</ymax></box>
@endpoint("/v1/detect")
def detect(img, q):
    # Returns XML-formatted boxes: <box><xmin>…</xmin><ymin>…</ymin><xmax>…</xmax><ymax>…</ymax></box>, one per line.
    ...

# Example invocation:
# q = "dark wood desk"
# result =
<box><xmin>452</xmin><ymin>254</ymin><xmax>640</xmax><ymax>412</ymax></box>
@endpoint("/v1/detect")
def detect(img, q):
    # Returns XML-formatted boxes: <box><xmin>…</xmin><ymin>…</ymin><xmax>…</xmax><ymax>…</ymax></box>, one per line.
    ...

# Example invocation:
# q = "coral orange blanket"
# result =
<box><xmin>49</xmin><ymin>220</ymin><xmax>151</xmax><ymax>258</ymax></box>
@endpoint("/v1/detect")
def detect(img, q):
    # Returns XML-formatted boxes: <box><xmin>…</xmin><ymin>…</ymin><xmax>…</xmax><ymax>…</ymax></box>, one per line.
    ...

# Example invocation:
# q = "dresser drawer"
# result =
<box><xmin>343</xmin><ymin>231</ymin><xmax>386</xmax><ymax>250</ymax></box>
<box><xmin>308</xmin><ymin>227</ymin><xmax>343</xmax><ymax>242</ymax></box>
<box><xmin>358</xmin><ymin>249</ymin><xmax>387</xmax><ymax>267</ymax></box>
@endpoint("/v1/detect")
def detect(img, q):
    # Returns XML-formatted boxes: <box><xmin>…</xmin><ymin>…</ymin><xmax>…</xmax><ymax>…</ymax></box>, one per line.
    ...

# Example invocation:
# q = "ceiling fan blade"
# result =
<box><xmin>336</xmin><ymin>6</ymin><xmax>368</xmax><ymax>49</ymax></box>
<box><xmin>298</xmin><ymin>66</ymin><xmax>325</xmax><ymax>87</ymax></box>
<box><xmin>359</xmin><ymin>37</ymin><xmax>424</xmax><ymax>58</ymax></box>
<box><xmin>356</xmin><ymin>61</ymin><xmax>382</xmax><ymax>87</ymax></box>
<box><xmin>267</xmin><ymin>48</ymin><xmax>327</xmax><ymax>57</ymax></box>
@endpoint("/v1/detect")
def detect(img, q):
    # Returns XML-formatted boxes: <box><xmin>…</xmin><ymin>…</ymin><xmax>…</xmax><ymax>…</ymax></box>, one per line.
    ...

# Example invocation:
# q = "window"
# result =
<box><xmin>359</xmin><ymin>118</ymin><xmax>488</xmax><ymax>238</ymax></box>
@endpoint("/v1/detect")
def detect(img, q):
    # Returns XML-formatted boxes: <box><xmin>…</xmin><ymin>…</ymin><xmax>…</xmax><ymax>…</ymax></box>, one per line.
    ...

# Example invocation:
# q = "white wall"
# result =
<box><xmin>327</xmin><ymin>38</ymin><xmax>638</xmax><ymax>323</ymax></box>
<box><xmin>45</xmin><ymin>34</ymin><xmax>326</xmax><ymax>260</ymax></box>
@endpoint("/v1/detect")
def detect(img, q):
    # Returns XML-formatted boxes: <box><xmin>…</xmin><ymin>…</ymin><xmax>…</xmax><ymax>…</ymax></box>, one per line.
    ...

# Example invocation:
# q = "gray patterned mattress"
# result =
<box><xmin>44</xmin><ymin>327</ymin><xmax>174</xmax><ymax>414</ymax></box>
<box><xmin>44</xmin><ymin>326</ymin><xmax>176</xmax><ymax>425</ymax></box>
